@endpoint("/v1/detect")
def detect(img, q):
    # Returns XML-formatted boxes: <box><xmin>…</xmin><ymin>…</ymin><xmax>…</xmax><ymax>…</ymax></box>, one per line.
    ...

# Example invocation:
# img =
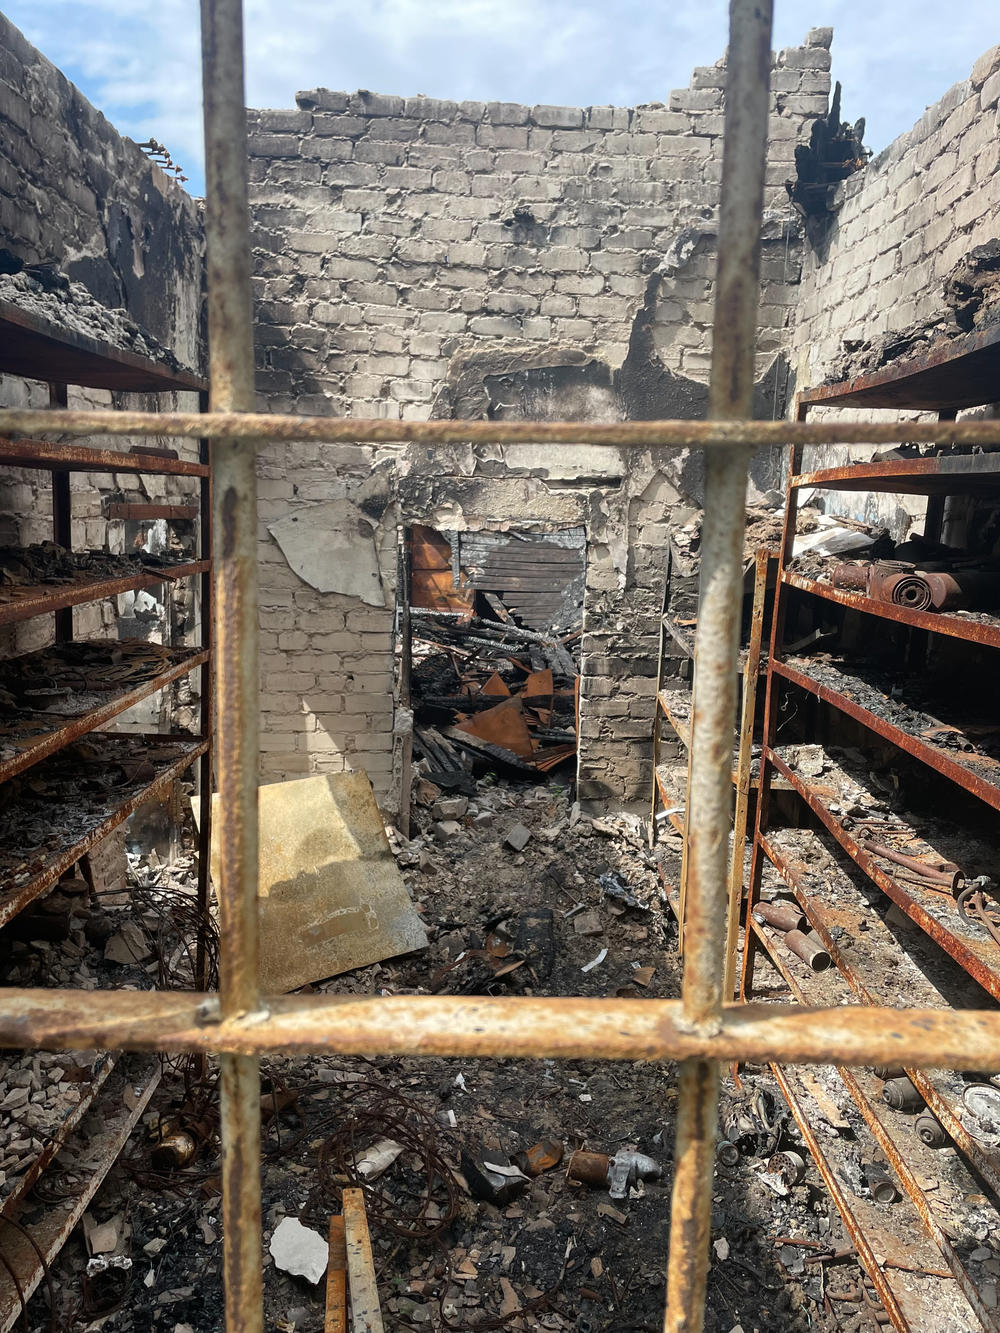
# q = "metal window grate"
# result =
<box><xmin>3</xmin><ymin>2</ymin><xmax>1000</xmax><ymax>1330</ymax></box>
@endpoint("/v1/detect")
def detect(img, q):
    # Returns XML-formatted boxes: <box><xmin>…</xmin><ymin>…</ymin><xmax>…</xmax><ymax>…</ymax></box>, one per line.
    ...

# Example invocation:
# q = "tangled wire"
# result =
<box><xmin>304</xmin><ymin>1078</ymin><xmax>461</xmax><ymax>1241</ymax></box>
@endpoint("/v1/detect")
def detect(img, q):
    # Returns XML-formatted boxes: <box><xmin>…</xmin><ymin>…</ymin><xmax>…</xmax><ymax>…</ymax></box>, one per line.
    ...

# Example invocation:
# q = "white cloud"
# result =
<box><xmin>3</xmin><ymin>0</ymin><xmax>999</xmax><ymax>197</ymax></box>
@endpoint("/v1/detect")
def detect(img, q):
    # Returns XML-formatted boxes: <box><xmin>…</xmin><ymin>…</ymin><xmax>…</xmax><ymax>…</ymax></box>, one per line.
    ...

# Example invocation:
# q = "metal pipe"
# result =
<box><xmin>666</xmin><ymin>4</ymin><xmax>773</xmax><ymax>1329</ymax></box>
<box><xmin>201</xmin><ymin>1</ymin><xmax>262</xmax><ymax>1329</ymax></box>
<box><xmin>753</xmin><ymin>901</ymin><xmax>809</xmax><ymax>933</ymax></box>
<box><xmin>784</xmin><ymin>928</ymin><xmax>833</xmax><ymax>972</ymax></box>
<box><xmin>2</xmin><ymin>991</ymin><xmax>1000</xmax><ymax>1070</ymax></box>
<box><xmin>8</xmin><ymin>409</ymin><xmax>1000</xmax><ymax>448</ymax></box>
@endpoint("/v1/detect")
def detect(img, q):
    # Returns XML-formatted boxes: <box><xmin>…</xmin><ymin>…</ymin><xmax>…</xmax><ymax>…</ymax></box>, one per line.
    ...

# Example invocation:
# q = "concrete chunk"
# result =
<box><xmin>269</xmin><ymin>1217</ymin><xmax>328</xmax><ymax>1284</ymax></box>
<box><xmin>505</xmin><ymin>823</ymin><xmax>532</xmax><ymax>851</ymax></box>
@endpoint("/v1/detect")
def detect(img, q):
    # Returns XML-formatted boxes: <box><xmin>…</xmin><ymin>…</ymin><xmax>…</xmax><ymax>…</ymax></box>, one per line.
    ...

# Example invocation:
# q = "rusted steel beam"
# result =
<box><xmin>0</xmin><ymin>561</ymin><xmax>210</xmax><ymax>629</ymax></box>
<box><xmin>200</xmin><ymin>1</ymin><xmax>262</xmax><ymax>1330</ymax></box>
<box><xmin>792</xmin><ymin>454</ymin><xmax>1000</xmax><ymax>492</ymax></box>
<box><xmin>766</xmin><ymin>749</ymin><xmax>1000</xmax><ymax>1001</ymax></box>
<box><xmin>2</xmin><ymin>990</ymin><xmax>1000</xmax><ymax>1073</ymax></box>
<box><xmin>6</xmin><ymin>409</ymin><xmax>1000</xmax><ymax>449</ymax></box>
<box><xmin>666</xmin><ymin>2</ymin><xmax>774</xmax><ymax>1329</ymax></box>
<box><xmin>773</xmin><ymin>659</ymin><xmax>1000</xmax><ymax>815</ymax></box>
<box><xmin>106</xmin><ymin>502</ymin><xmax>200</xmax><ymax>521</ymax></box>
<box><xmin>0</xmin><ymin>437</ymin><xmax>208</xmax><ymax>476</ymax></box>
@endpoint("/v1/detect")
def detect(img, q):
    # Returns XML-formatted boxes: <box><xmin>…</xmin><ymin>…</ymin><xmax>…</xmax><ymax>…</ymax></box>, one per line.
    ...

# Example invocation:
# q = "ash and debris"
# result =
<box><xmin>828</xmin><ymin>236</ymin><xmax>1000</xmax><ymax>385</ymax></box>
<box><xmin>0</xmin><ymin>542</ymin><xmax>194</xmax><ymax>606</ymax></box>
<box><xmin>10</xmin><ymin>776</ymin><xmax>889</xmax><ymax>1333</ymax></box>
<box><xmin>0</xmin><ymin>736</ymin><xmax>200</xmax><ymax>896</ymax></box>
<box><xmin>0</xmin><ymin>261</ymin><xmax>192</xmax><ymax>375</ymax></box>
<box><xmin>782</xmin><ymin>651</ymin><xmax>1000</xmax><ymax>770</ymax></box>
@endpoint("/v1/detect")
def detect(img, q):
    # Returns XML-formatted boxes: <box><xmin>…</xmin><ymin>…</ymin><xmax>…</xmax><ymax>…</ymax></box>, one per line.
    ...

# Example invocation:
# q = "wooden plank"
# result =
<box><xmin>325</xmin><ymin>1215</ymin><xmax>348</xmax><ymax>1333</ymax></box>
<box><xmin>342</xmin><ymin>1188</ymin><xmax>384</xmax><ymax>1333</ymax></box>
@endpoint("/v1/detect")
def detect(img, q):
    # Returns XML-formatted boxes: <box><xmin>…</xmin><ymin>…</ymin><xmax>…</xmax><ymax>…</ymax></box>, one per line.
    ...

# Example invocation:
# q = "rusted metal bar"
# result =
<box><xmin>2</xmin><ymin>990</ymin><xmax>1000</xmax><ymax>1069</ymax></box>
<box><xmin>7</xmin><ymin>409</ymin><xmax>1000</xmax><ymax>449</ymax></box>
<box><xmin>666</xmin><ymin>3</ymin><xmax>773</xmax><ymax>1329</ymax></box>
<box><xmin>0</xmin><ymin>561</ymin><xmax>210</xmax><ymax>629</ymax></box>
<box><xmin>724</xmin><ymin>550</ymin><xmax>770</xmax><ymax>999</ymax></box>
<box><xmin>200</xmin><ymin>1</ymin><xmax>262</xmax><ymax>1329</ymax></box>
<box><xmin>773</xmin><ymin>658</ymin><xmax>1000</xmax><ymax>815</ymax></box>
<box><xmin>197</xmin><ymin>401</ymin><xmax>213</xmax><ymax>996</ymax></box>
<box><xmin>49</xmin><ymin>385</ymin><xmax>73</xmax><ymax>644</ymax></box>
<box><xmin>106</xmin><ymin>502</ymin><xmax>201</xmax><ymax>521</ymax></box>
<box><xmin>791</xmin><ymin>454</ymin><xmax>1000</xmax><ymax>492</ymax></box>
<box><xmin>0</xmin><ymin>436</ymin><xmax>208</xmax><ymax>476</ymax></box>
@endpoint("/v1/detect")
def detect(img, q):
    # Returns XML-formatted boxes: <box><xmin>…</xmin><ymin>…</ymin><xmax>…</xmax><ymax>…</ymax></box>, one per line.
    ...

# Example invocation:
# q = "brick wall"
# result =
<box><xmin>788</xmin><ymin>42</ymin><xmax>1000</xmax><ymax>536</ymax></box>
<box><xmin>0</xmin><ymin>13</ymin><xmax>204</xmax><ymax>662</ymax></box>
<box><xmin>247</xmin><ymin>31</ymin><xmax>832</xmax><ymax>807</ymax></box>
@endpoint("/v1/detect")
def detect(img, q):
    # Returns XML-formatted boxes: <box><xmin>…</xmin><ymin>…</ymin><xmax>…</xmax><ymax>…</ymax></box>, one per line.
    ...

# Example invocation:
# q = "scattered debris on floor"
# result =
<box><xmin>16</xmin><ymin>776</ymin><xmax>882</xmax><ymax>1333</ymax></box>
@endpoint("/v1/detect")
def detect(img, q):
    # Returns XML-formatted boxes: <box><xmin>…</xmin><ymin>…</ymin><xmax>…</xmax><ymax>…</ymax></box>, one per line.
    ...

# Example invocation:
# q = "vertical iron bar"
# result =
<box><xmin>196</xmin><ymin>392</ymin><xmax>213</xmax><ymax>997</ymax></box>
<box><xmin>664</xmin><ymin>3</ymin><xmax>773</xmax><ymax>1330</ymax></box>
<box><xmin>200</xmin><ymin>1</ymin><xmax>262</xmax><ymax>1330</ymax></box>
<box><xmin>49</xmin><ymin>384</ymin><xmax>72</xmax><ymax>643</ymax></box>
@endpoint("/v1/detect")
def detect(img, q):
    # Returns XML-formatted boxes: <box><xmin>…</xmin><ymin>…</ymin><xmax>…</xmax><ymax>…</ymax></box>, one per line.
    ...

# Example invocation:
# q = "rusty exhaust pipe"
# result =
<box><xmin>783</xmin><ymin>929</ymin><xmax>831</xmax><ymax>972</ymax></box>
<box><xmin>752</xmin><ymin>901</ymin><xmax>808</xmax><ymax>933</ymax></box>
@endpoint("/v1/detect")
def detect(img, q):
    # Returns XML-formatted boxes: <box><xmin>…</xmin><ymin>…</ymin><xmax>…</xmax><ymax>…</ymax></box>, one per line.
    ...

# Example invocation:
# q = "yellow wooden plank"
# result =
<box><xmin>342</xmin><ymin>1188</ymin><xmax>384</xmax><ymax>1333</ymax></box>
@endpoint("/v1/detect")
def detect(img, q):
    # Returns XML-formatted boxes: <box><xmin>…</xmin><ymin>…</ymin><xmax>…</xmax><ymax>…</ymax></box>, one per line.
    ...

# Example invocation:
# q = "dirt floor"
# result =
<box><xmin>19</xmin><ymin>775</ymin><xmax>886</xmax><ymax>1333</ymax></box>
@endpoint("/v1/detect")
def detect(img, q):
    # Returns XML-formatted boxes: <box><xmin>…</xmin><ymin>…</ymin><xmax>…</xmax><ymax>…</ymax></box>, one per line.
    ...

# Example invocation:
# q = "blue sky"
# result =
<box><xmin>4</xmin><ymin>1</ymin><xmax>998</xmax><ymax>197</ymax></box>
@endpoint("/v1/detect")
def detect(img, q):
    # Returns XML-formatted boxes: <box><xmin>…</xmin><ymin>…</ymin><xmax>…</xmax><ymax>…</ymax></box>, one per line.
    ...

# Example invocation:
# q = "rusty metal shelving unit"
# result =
<box><xmin>0</xmin><ymin>324</ymin><xmax>209</xmax><ymax>1325</ymax></box>
<box><xmin>742</xmin><ymin>343</ymin><xmax>1000</xmax><ymax>1330</ymax></box>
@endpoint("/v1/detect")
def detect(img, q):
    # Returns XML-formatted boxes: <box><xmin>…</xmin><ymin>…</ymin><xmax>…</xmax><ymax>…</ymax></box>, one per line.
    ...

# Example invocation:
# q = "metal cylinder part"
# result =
<box><xmin>566</xmin><ymin>1150</ymin><xmax>611</xmax><ymax>1189</ymax></box>
<box><xmin>831</xmin><ymin>563</ymin><xmax>870</xmax><ymax>592</ymax></box>
<box><xmin>859</xmin><ymin>839</ymin><xmax>964</xmax><ymax>892</ymax></box>
<box><xmin>512</xmin><ymin>1138</ymin><xmax>564</xmax><ymax>1177</ymax></box>
<box><xmin>864</xmin><ymin>1162</ymin><xmax>900</xmax><ymax>1204</ymax></box>
<box><xmin>915</xmin><ymin>1112</ymin><xmax>948</xmax><ymax>1148</ymax></box>
<box><xmin>767</xmin><ymin>1150</ymin><xmax>806</xmax><ymax>1189</ymax></box>
<box><xmin>753</xmin><ymin>901</ymin><xmax>808</xmax><ymax>933</ymax></box>
<box><xmin>783</xmin><ymin>928</ymin><xmax>832</xmax><ymax>972</ymax></box>
<box><xmin>151</xmin><ymin>1128</ymin><xmax>198</xmax><ymax>1172</ymax></box>
<box><xmin>716</xmin><ymin>1139</ymin><xmax>740</xmax><ymax>1169</ymax></box>
<box><xmin>923</xmin><ymin>570</ymin><xmax>1000</xmax><ymax>612</ymax></box>
<box><xmin>881</xmin><ymin>1076</ymin><xmax>925</xmax><ymax>1112</ymax></box>
<box><xmin>885</xmin><ymin>572</ymin><xmax>933</xmax><ymax>610</ymax></box>
<box><xmin>871</xmin><ymin>1065</ymin><xmax>905</xmax><ymax>1081</ymax></box>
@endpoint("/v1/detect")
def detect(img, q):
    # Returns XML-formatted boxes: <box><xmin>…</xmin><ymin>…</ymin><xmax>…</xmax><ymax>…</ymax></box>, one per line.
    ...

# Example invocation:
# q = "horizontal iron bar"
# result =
<box><xmin>2</xmin><ymin>991</ymin><xmax>1000</xmax><ymax>1069</ymax></box>
<box><xmin>4</xmin><ymin>409</ymin><xmax>1000</xmax><ymax>448</ymax></box>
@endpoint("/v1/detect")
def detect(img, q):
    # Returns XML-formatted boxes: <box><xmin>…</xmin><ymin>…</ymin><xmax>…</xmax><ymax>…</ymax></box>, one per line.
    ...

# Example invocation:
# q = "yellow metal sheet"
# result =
<box><xmin>211</xmin><ymin>772</ymin><xmax>427</xmax><ymax>993</ymax></box>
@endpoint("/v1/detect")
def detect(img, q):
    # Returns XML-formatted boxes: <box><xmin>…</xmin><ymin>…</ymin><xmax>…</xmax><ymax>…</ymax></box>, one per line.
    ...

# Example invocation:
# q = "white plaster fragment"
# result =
<box><xmin>268</xmin><ymin>1216</ymin><xmax>328</xmax><ymax>1284</ymax></box>
<box><xmin>268</xmin><ymin>500</ymin><xmax>385</xmax><ymax>605</ymax></box>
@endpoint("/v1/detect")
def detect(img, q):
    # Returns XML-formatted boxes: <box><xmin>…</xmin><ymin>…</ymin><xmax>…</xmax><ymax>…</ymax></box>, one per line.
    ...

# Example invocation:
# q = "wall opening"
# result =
<box><xmin>399</xmin><ymin>522</ymin><xmax>585</xmax><ymax>794</ymax></box>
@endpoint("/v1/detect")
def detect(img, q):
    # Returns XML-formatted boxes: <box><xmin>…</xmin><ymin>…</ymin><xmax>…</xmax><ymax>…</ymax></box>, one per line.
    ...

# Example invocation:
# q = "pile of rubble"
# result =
<box><xmin>411</xmin><ymin>609</ymin><xmax>580</xmax><ymax>782</ymax></box>
<box><xmin>9</xmin><ymin>774</ymin><xmax>886</xmax><ymax>1333</ymax></box>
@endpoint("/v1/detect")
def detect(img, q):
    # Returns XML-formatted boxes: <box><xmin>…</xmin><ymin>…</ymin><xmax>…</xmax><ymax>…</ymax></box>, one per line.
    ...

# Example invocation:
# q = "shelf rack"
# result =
<box><xmin>742</xmin><ymin>338</ymin><xmax>1000</xmax><ymax>1330</ymax></box>
<box><xmin>0</xmin><ymin>318</ymin><xmax>209</xmax><ymax>1326</ymax></box>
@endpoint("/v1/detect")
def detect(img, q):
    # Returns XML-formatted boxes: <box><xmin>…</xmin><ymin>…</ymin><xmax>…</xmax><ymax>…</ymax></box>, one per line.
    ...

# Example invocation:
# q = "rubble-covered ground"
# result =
<box><xmin>18</xmin><ymin>777</ymin><xmax>885</xmax><ymax>1333</ymax></box>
